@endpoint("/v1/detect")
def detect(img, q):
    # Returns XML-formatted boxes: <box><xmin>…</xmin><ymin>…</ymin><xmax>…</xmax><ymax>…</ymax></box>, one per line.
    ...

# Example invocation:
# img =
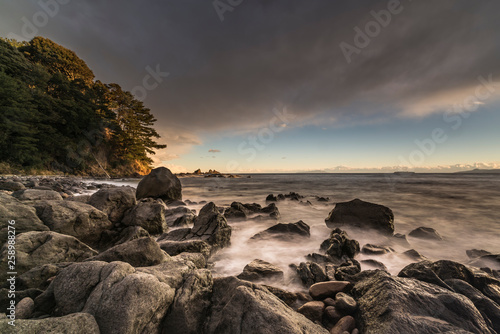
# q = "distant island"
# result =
<box><xmin>177</xmin><ymin>169</ymin><xmax>243</xmax><ymax>178</ymax></box>
<box><xmin>456</xmin><ymin>169</ymin><xmax>500</xmax><ymax>174</ymax></box>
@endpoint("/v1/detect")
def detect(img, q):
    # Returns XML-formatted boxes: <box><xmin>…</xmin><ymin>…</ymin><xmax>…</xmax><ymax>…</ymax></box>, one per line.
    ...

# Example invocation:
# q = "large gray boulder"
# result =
<box><xmin>136</xmin><ymin>167</ymin><xmax>182</xmax><ymax>202</ymax></box>
<box><xmin>0</xmin><ymin>180</ymin><xmax>25</xmax><ymax>191</ymax></box>
<box><xmin>0</xmin><ymin>231</ymin><xmax>96</xmax><ymax>282</ymax></box>
<box><xmin>121</xmin><ymin>198</ymin><xmax>168</xmax><ymax>234</ymax></box>
<box><xmin>0</xmin><ymin>313</ymin><xmax>100</xmax><ymax>333</ymax></box>
<box><xmin>0</xmin><ymin>193</ymin><xmax>49</xmax><ymax>244</ymax></box>
<box><xmin>87</xmin><ymin>237</ymin><xmax>169</xmax><ymax>267</ymax></box>
<box><xmin>204</xmin><ymin>276</ymin><xmax>329</xmax><ymax>334</ymax></box>
<box><xmin>12</xmin><ymin>188</ymin><xmax>63</xmax><ymax>201</ymax></box>
<box><xmin>237</xmin><ymin>259</ymin><xmax>284</xmax><ymax>282</ymax></box>
<box><xmin>34</xmin><ymin>261</ymin><xmax>176</xmax><ymax>334</ymax></box>
<box><xmin>352</xmin><ymin>270</ymin><xmax>495</xmax><ymax>334</ymax></box>
<box><xmin>88</xmin><ymin>187</ymin><xmax>136</xmax><ymax>223</ymax></box>
<box><xmin>33</xmin><ymin>200</ymin><xmax>112</xmax><ymax>247</ymax></box>
<box><xmin>161</xmin><ymin>269</ymin><xmax>213</xmax><ymax>334</ymax></box>
<box><xmin>325</xmin><ymin>198</ymin><xmax>394</xmax><ymax>235</ymax></box>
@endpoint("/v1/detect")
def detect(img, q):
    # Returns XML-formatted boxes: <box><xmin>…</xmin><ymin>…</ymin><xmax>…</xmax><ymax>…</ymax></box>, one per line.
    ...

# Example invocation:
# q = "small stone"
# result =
<box><xmin>16</xmin><ymin>297</ymin><xmax>35</xmax><ymax>319</ymax></box>
<box><xmin>323</xmin><ymin>297</ymin><xmax>336</xmax><ymax>307</ymax></box>
<box><xmin>324</xmin><ymin>305</ymin><xmax>342</xmax><ymax>323</ymax></box>
<box><xmin>335</xmin><ymin>292</ymin><xmax>357</xmax><ymax>314</ymax></box>
<box><xmin>352</xmin><ymin>329</ymin><xmax>359</xmax><ymax>334</ymax></box>
<box><xmin>297</xmin><ymin>301</ymin><xmax>325</xmax><ymax>323</ymax></box>
<box><xmin>309</xmin><ymin>281</ymin><xmax>351</xmax><ymax>300</ymax></box>
<box><xmin>330</xmin><ymin>315</ymin><xmax>356</xmax><ymax>334</ymax></box>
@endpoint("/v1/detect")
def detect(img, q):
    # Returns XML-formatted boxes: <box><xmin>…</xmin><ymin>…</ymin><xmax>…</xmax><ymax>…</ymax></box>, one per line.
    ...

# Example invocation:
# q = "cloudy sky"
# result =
<box><xmin>1</xmin><ymin>0</ymin><xmax>499</xmax><ymax>173</ymax></box>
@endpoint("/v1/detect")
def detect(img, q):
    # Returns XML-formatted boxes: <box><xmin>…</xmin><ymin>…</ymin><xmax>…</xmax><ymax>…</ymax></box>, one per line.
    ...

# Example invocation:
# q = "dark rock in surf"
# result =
<box><xmin>361</xmin><ymin>259</ymin><xmax>388</xmax><ymax>271</ymax></box>
<box><xmin>325</xmin><ymin>198</ymin><xmax>394</xmax><ymax>236</ymax></box>
<box><xmin>292</xmin><ymin>262</ymin><xmax>328</xmax><ymax>287</ymax></box>
<box><xmin>320</xmin><ymin>228</ymin><xmax>360</xmax><ymax>260</ymax></box>
<box><xmin>136</xmin><ymin>167</ymin><xmax>182</xmax><ymax>202</ymax></box>
<box><xmin>251</xmin><ymin>220</ymin><xmax>310</xmax><ymax>241</ymax></box>
<box><xmin>224</xmin><ymin>202</ymin><xmax>280</xmax><ymax>221</ymax></box>
<box><xmin>466</xmin><ymin>249</ymin><xmax>492</xmax><ymax>259</ymax></box>
<box><xmin>402</xmin><ymin>249</ymin><xmax>427</xmax><ymax>262</ymax></box>
<box><xmin>361</xmin><ymin>244</ymin><xmax>394</xmax><ymax>255</ymax></box>
<box><xmin>408</xmin><ymin>226</ymin><xmax>443</xmax><ymax>241</ymax></box>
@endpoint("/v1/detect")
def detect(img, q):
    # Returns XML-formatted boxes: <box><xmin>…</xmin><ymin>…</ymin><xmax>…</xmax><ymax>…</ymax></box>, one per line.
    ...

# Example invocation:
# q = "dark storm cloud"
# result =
<box><xmin>2</xmin><ymin>0</ymin><xmax>500</xmax><ymax>138</ymax></box>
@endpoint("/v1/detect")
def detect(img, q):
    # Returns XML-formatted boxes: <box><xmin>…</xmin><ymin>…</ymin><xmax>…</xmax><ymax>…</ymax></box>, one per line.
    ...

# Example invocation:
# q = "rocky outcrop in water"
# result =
<box><xmin>325</xmin><ymin>198</ymin><xmax>394</xmax><ymax>235</ymax></box>
<box><xmin>251</xmin><ymin>220</ymin><xmax>310</xmax><ymax>241</ymax></box>
<box><xmin>408</xmin><ymin>226</ymin><xmax>443</xmax><ymax>240</ymax></box>
<box><xmin>224</xmin><ymin>201</ymin><xmax>280</xmax><ymax>221</ymax></box>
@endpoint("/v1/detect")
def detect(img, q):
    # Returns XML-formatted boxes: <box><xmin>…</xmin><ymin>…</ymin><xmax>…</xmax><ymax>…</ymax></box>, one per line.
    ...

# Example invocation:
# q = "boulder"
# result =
<box><xmin>402</xmin><ymin>249</ymin><xmax>427</xmax><ymax>262</ymax></box>
<box><xmin>182</xmin><ymin>202</ymin><xmax>231</xmax><ymax>253</ymax></box>
<box><xmin>88</xmin><ymin>187</ymin><xmax>136</xmax><ymax>224</ymax></box>
<box><xmin>352</xmin><ymin>270</ymin><xmax>494</xmax><ymax>334</ymax></box>
<box><xmin>0</xmin><ymin>231</ymin><xmax>96</xmax><ymax>282</ymax></box>
<box><xmin>87</xmin><ymin>237</ymin><xmax>169</xmax><ymax>267</ymax></box>
<box><xmin>161</xmin><ymin>269</ymin><xmax>213</xmax><ymax>334</ymax></box>
<box><xmin>0</xmin><ymin>180</ymin><xmax>25</xmax><ymax>191</ymax></box>
<box><xmin>251</xmin><ymin>220</ymin><xmax>310</xmax><ymax>241</ymax></box>
<box><xmin>325</xmin><ymin>199</ymin><xmax>394</xmax><ymax>236</ymax></box>
<box><xmin>121</xmin><ymin>198</ymin><xmax>168</xmax><ymax>234</ymax></box>
<box><xmin>408</xmin><ymin>227</ymin><xmax>443</xmax><ymax>241</ymax></box>
<box><xmin>330</xmin><ymin>316</ymin><xmax>356</xmax><ymax>334</ymax></box>
<box><xmin>0</xmin><ymin>193</ymin><xmax>49</xmax><ymax>244</ymax></box>
<box><xmin>323</xmin><ymin>306</ymin><xmax>343</xmax><ymax>328</ymax></box>
<box><xmin>320</xmin><ymin>228</ymin><xmax>360</xmax><ymax>260</ymax></box>
<box><xmin>360</xmin><ymin>259</ymin><xmax>388</xmax><ymax>271</ymax></box>
<box><xmin>361</xmin><ymin>244</ymin><xmax>394</xmax><ymax>255</ymax></box>
<box><xmin>16</xmin><ymin>296</ymin><xmax>35</xmax><ymax>319</ymax></box>
<box><xmin>164</xmin><ymin>206</ymin><xmax>196</xmax><ymax>227</ymax></box>
<box><xmin>334</xmin><ymin>259</ymin><xmax>361</xmax><ymax>281</ymax></box>
<box><xmin>237</xmin><ymin>259</ymin><xmax>284</xmax><ymax>282</ymax></box>
<box><xmin>224</xmin><ymin>202</ymin><xmax>280</xmax><ymax>221</ymax></box>
<box><xmin>33</xmin><ymin>200</ymin><xmax>112</xmax><ymax>247</ymax></box>
<box><xmin>12</xmin><ymin>189</ymin><xmax>63</xmax><ymax>201</ymax></box>
<box><xmin>0</xmin><ymin>313</ymin><xmax>100</xmax><ymax>333</ymax></box>
<box><xmin>204</xmin><ymin>276</ymin><xmax>329</xmax><ymax>334</ymax></box>
<box><xmin>292</xmin><ymin>262</ymin><xmax>328</xmax><ymax>287</ymax></box>
<box><xmin>34</xmin><ymin>261</ymin><xmax>176</xmax><ymax>334</ymax></box>
<box><xmin>136</xmin><ymin>167</ymin><xmax>182</xmax><ymax>202</ymax></box>
<box><xmin>159</xmin><ymin>239</ymin><xmax>211</xmax><ymax>259</ymax></box>
<box><xmin>297</xmin><ymin>301</ymin><xmax>325</xmax><ymax>323</ymax></box>
<box><xmin>309</xmin><ymin>281</ymin><xmax>351</xmax><ymax>300</ymax></box>
<box><xmin>18</xmin><ymin>262</ymin><xmax>72</xmax><ymax>290</ymax></box>
<box><xmin>334</xmin><ymin>292</ymin><xmax>357</xmax><ymax>314</ymax></box>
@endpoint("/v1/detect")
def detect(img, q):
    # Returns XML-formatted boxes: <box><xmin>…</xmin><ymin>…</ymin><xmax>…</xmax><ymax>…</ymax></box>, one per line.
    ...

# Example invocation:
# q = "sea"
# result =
<box><xmin>95</xmin><ymin>173</ymin><xmax>500</xmax><ymax>289</ymax></box>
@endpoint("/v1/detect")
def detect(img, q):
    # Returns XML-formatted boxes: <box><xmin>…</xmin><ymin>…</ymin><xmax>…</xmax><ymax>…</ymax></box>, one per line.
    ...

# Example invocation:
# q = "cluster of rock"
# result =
<box><xmin>1</xmin><ymin>172</ymin><xmax>500</xmax><ymax>333</ymax></box>
<box><xmin>176</xmin><ymin>169</ymin><xmax>241</xmax><ymax>178</ymax></box>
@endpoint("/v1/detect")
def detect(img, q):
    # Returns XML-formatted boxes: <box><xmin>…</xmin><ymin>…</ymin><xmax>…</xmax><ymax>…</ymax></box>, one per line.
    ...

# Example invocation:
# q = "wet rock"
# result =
<box><xmin>361</xmin><ymin>244</ymin><xmax>394</xmax><ymax>255</ymax></box>
<box><xmin>325</xmin><ymin>198</ymin><xmax>394</xmax><ymax>236</ymax></box>
<box><xmin>136</xmin><ymin>167</ymin><xmax>182</xmax><ymax>202</ymax></box>
<box><xmin>165</xmin><ymin>206</ymin><xmax>196</xmax><ymax>227</ymax></box>
<box><xmin>297</xmin><ymin>301</ymin><xmax>325</xmax><ymax>323</ymax></box>
<box><xmin>0</xmin><ymin>313</ymin><xmax>100</xmax><ymax>333</ymax></box>
<box><xmin>320</xmin><ymin>228</ymin><xmax>360</xmax><ymax>260</ymax></box>
<box><xmin>204</xmin><ymin>276</ymin><xmax>329</xmax><ymax>334</ymax></box>
<box><xmin>251</xmin><ymin>220</ymin><xmax>310</xmax><ymax>241</ymax></box>
<box><xmin>402</xmin><ymin>249</ymin><xmax>427</xmax><ymax>261</ymax></box>
<box><xmin>360</xmin><ymin>259</ymin><xmax>388</xmax><ymax>271</ymax></box>
<box><xmin>466</xmin><ymin>249</ymin><xmax>492</xmax><ymax>259</ymax></box>
<box><xmin>335</xmin><ymin>292</ymin><xmax>357</xmax><ymax>314</ymax></box>
<box><xmin>469</xmin><ymin>254</ymin><xmax>500</xmax><ymax>269</ymax></box>
<box><xmin>87</xmin><ymin>237</ymin><xmax>169</xmax><ymax>267</ymax></box>
<box><xmin>121</xmin><ymin>198</ymin><xmax>168</xmax><ymax>234</ymax></box>
<box><xmin>408</xmin><ymin>226</ymin><xmax>443</xmax><ymax>241</ymax></box>
<box><xmin>0</xmin><ymin>193</ymin><xmax>49</xmax><ymax>244</ymax></box>
<box><xmin>88</xmin><ymin>186</ymin><xmax>136</xmax><ymax>224</ymax></box>
<box><xmin>12</xmin><ymin>189</ymin><xmax>63</xmax><ymax>201</ymax></box>
<box><xmin>224</xmin><ymin>202</ymin><xmax>280</xmax><ymax>221</ymax></box>
<box><xmin>293</xmin><ymin>262</ymin><xmax>328</xmax><ymax>287</ymax></box>
<box><xmin>0</xmin><ymin>231</ymin><xmax>96</xmax><ymax>282</ymax></box>
<box><xmin>309</xmin><ymin>281</ymin><xmax>351</xmax><ymax>300</ymax></box>
<box><xmin>266</xmin><ymin>194</ymin><xmax>277</xmax><ymax>202</ymax></box>
<box><xmin>33</xmin><ymin>200</ymin><xmax>112</xmax><ymax>247</ymax></box>
<box><xmin>330</xmin><ymin>316</ymin><xmax>355</xmax><ymax>334</ymax></box>
<box><xmin>334</xmin><ymin>259</ymin><xmax>361</xmax><ymax>281</ymax></box>
<box><xmin>353</xmin><ymin>270</ymin><xmax>494</xmax><ymax>334</ymax></box>
<box><xmin>237</xmin><ymin>259</ymin><xmax>284</xmax><ymax>282</ymax></box>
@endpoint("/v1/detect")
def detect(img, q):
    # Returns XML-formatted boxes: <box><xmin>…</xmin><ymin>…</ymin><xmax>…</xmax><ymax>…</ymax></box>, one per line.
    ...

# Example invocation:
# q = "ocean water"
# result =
<box><xmin>104</xmin><ymin>173</ymin><xmax>500</xmax><ymax>288</ymax></box>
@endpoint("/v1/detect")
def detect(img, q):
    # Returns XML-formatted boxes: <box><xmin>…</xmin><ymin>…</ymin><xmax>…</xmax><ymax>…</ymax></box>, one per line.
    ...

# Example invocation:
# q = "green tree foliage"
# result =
<box><xmin>0</xmin><ymin>37</ymin><xmax>166</xmax><ymax>175</ymax></box>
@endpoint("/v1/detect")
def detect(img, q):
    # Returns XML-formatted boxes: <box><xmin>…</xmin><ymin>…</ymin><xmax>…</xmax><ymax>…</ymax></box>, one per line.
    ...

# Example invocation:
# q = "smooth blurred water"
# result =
<box><xmin>106</xmin><ymin>173</ymin><xmax>500</xmax><ymax>286</ymax></box>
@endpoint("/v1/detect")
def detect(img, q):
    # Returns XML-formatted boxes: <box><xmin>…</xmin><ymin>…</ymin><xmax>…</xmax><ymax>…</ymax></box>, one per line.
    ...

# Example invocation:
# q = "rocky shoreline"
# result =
<box><xmin>1</xmin><ymin>168</ymin><xmax>499</xmax><ymax>333</ymax></box>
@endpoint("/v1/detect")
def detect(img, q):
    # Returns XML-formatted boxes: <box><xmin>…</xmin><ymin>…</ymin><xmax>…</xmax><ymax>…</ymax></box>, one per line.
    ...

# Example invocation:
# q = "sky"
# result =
<box><xmin>1</xmin><ymin>0</ymin><xmax>499</xmax><ymax>173</ymax></box>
